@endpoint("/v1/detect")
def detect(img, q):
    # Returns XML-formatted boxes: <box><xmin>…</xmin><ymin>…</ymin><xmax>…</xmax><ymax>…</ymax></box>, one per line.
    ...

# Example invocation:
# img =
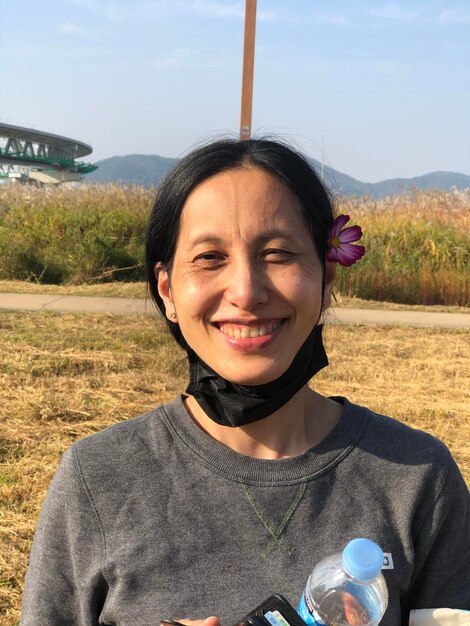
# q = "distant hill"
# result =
<box><xmin>85</xmin><ymin>154</ymin><xmax>470</xmax><ymax>197</ymax></box>
<box><xmin>86</xmin><ymin>154</ymin><xmax>178</xmax><ymax>187</ymax></box>
<box><xmin>362</xmin><ymin>171</ymin><xmax>470</xmax><ymax>197</ymax></box>
<box><xmin>309</xmin><ymin>159</ymin><xmax>376</xmax><ymax>197</ymax></box>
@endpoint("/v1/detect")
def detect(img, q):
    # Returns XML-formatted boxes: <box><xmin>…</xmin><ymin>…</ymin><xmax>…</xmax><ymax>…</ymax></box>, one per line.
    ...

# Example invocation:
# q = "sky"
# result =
<box><xmin>1</xmin><ymin>0</ymin><xmax>469</xmax><ymax>182</ymax></box>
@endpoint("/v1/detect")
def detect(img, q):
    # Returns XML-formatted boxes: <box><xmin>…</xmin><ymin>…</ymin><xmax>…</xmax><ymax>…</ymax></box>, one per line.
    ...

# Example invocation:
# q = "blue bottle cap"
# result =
<box><xmin>342</xmin><ymin>538</ymin><xmax>384</xmax><ymax>581</ymax></box>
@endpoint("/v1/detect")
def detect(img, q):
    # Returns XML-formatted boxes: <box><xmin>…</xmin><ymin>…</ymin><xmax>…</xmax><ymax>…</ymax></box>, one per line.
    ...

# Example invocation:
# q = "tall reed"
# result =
<box><xmin>0</xmin><ymin>184</ymin><xmax>152</xmax><ymax>283</ymax></box>
<box><xmin>335</xmin><ymin>189</ymin><xmax>469</xmax><ymax>306</ymax></box>
<box><xmin>0</xmin><ymin>183</ymin><xmax>468</xmax><ymax>305</ymax></box>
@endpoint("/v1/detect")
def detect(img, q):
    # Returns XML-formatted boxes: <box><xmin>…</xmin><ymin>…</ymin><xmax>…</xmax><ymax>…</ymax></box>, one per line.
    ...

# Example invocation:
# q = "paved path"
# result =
<box><xmin>0</xmin><ymin>292</ymin><xmax>469</xmax><ymax>328</ymax></box>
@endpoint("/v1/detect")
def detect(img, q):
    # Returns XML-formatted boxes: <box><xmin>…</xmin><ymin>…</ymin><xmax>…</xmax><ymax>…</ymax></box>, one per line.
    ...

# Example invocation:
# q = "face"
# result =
<box><xmin>157</xmin><ymin>167</ymin><xmax>335</xmax><ymax>385</ymax></box>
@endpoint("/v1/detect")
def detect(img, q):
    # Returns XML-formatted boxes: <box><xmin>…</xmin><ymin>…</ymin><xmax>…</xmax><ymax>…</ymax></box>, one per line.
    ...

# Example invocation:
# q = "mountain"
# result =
<box><xmin>363</xmin><ymin>171</ymin><xmax>470</xmax><ymax>197</ymax></box>
<box><xmin>85</xmin><ymin>154</ymin><xmax>178</xmax><ymax>187</ymax></box>
<box><xmin>85</xmin><ymin>154</ymin><xmax>470</xmax><ymax>197</ymax></box>
<box><xmin>309</xmin><ymin>159</ymin><xmax>376</xmax><ymax>197</ymax></box>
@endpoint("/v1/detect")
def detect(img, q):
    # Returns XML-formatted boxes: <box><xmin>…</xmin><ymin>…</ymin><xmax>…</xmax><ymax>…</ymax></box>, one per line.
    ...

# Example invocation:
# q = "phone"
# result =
<box><xmin>234</xmin><ymin>594</ymin><xmax>309</xmax><ymax>626</ymax></box>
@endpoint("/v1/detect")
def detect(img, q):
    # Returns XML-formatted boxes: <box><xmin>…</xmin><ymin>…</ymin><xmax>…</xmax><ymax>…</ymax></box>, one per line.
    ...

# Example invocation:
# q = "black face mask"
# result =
<box><xmin>185</xmin><ymin>324</ymin><xmax>328</xmax><ymax>427</ymax></box>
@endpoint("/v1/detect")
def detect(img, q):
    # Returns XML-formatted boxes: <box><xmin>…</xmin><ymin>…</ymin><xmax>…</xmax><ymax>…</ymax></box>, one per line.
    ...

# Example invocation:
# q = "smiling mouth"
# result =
<box><xmin>216</xmin><ymin>319</ymin><xmax>285</xmax><ymax>339</ymax></box>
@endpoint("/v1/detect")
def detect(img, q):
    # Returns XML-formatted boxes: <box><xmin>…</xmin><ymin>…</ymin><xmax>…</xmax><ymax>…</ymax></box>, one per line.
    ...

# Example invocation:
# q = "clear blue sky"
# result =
<box><xmin>1</xmin><ymin>0</ymin><xmax>469</xmax><ymax>182</ymax></box>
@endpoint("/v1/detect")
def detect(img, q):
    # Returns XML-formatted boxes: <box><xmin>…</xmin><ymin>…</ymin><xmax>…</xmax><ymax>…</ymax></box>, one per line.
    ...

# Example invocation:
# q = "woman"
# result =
<box><xmin>21</xmin><ymin>138</ymin><xmax>470</xmax><ymax>626</ymax></box>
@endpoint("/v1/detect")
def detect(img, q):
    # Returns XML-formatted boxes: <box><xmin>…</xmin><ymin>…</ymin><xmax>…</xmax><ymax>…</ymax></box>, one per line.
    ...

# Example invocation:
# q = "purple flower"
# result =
<box><xmin>327</xmin><ymin>214</ymin><xmax>366</xmax><ymax>267</ymax></box>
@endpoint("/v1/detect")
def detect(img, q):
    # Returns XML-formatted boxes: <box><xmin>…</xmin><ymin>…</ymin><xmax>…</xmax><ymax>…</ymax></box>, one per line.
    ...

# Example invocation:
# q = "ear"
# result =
<box><xmin>155</xmin><ymin>262</ymin><xmax>175</xmax><ymax>321</ymax></box>
<box><xmin>321</xmin><ymin>261</ymin><xmax>336</xmax><ymax>311</ymax></box>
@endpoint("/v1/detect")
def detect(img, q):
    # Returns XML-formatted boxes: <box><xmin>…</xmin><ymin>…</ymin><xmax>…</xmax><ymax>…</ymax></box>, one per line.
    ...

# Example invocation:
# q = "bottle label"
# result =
<box><xmin>297</xmin><ymin>592</ymin><xmax>326</xmax><ymax>626</ymax></box>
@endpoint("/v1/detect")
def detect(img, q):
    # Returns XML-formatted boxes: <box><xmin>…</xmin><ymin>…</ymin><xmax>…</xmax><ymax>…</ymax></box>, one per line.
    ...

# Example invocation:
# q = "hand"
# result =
<box><xmin>162</xmin><ymin>617</ymin><xmax>221</xmax><ymax>626</ymax></box>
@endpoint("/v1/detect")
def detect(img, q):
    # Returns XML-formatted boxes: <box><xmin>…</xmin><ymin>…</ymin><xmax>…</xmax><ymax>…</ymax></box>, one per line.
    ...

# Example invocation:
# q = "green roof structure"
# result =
<box><xmin>0</xmin><ymin>122</ymin><xmax>97</xmax><ymax>183</ymax></box>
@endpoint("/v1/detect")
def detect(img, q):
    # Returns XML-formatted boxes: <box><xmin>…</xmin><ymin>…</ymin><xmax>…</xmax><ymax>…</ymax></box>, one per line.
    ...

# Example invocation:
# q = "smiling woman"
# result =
<box><xmin>20</xmin><ymin>138</ymin><xmax>470</xmax><ymax>626</ymax></box>
<box><xmin>157</xmin><ymin>168</ymin><xmax>331</xmax><ymax>385</ymax></box>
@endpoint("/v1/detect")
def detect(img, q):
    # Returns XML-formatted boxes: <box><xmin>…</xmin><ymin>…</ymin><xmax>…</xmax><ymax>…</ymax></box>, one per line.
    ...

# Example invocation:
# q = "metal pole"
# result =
<box><xmin>240</xmin><ymin>0</ymin><xmax>257</xmax><ymax>140</ymax></box>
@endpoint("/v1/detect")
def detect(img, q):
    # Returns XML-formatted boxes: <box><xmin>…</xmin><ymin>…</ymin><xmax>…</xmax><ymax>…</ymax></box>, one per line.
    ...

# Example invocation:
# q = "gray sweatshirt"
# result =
<box><xmin>21</xmin><ymin>396</ymin><xmax>470</xmax><ymax>626</ymax></box>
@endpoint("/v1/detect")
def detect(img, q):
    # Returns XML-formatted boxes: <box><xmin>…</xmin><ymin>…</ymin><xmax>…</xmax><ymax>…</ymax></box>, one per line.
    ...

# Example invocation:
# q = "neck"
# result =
<box><xmin>184</xmin><ymin>387</ymin><xmax>342</xmax><ymax>459</ymax></box>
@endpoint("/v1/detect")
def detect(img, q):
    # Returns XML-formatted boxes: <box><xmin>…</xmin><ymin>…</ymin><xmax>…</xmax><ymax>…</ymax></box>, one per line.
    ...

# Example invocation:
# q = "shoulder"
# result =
<box><xmin>343</xmin><ymin>398</ymin><xmax>451</xmax><ymax>461</ymax></box>
<box><xmin>340</xmin><ymin>398</ymin><xmax>469</xmax><ymax>518</ymax></box>
<box><xmin>339</xmin><ymin>398</ymin><xmax>462</xmax><ymax>488</ymax></box>
<box><xmin>74</xmin><ymin>395</ymin><xmax>183</xmax><ymax>450</ymax></box>
<box><xmin>62</xmin><ymin>396</ymin><xmax>186</xmax><ymax>484</ymax></box>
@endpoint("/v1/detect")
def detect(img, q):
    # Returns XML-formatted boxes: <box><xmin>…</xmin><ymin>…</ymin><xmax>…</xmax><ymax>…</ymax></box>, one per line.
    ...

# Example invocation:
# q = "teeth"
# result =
<box><xmin>219</xmin><ymin>320</ymin><xmax>282</xmax><ymax>339</ymax></box>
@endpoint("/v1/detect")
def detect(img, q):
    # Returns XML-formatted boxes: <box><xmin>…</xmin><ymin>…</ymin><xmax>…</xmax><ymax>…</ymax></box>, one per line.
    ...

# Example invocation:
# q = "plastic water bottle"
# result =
<box><xmin>297</xmin><ymin>538</ymin><xmax>388</xmax><ymax>626</ymax></box>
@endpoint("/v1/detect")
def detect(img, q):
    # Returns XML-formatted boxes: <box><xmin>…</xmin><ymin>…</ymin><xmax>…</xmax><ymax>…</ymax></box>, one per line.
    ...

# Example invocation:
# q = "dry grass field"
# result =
<box><xmin>1</xmin><ymin>310</ymin><xmax>469</xmax><ymax>624</ymax></box>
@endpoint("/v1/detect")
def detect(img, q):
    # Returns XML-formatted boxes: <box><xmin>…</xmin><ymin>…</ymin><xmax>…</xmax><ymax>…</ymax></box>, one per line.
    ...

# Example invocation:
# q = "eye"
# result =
<box><xmin>196</xmin><ymin>252</ymin><xmax>220</xmax><ymax>260</ymax></box>
<box><xmin>262</xmin><ymin>248</ymin><xmax>294</xmax><ymax>261</ymax></box>
<box><xmin>193</xmin><ymin>251</ymin><xmax>226</xmax><ymax>267</ymax></box>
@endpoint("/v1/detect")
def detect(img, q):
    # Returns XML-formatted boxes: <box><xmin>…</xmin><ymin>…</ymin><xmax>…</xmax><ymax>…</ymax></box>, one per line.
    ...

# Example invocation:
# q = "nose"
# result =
<box><xmin>224</xmin><ymin>258</ymin><xmax>269</xmax><ymax>311</ymax></box>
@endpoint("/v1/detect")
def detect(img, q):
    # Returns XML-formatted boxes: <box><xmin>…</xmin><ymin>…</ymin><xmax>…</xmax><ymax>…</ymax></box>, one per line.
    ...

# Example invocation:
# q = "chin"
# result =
<box><xmin>208</xmin><ymin>352</ymin><xmax>293</xmax><ymax>386</ymax></box>
<box><xmin>222</xmin><ymin>368</ymin><xmax>285</xmax><ymax>387</ymax></box>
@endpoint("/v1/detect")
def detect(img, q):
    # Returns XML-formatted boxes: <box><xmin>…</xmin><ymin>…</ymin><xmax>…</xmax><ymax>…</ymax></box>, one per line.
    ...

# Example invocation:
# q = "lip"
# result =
<box><xmin>212</xmin><ymin>318</ymin><xmax>287</xmax><ymax>352</ymax></box>
<box><xmin>212</xmin><ymin>317</ymin><xmax>287</xmax><ymax>327</ymax></box>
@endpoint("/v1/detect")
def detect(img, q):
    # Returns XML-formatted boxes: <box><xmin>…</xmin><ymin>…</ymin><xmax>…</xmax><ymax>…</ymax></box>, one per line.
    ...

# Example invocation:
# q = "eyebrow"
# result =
<box><xmin>188</xmin><ymin>229</ymin><xmax>298</xmax><ymax>248</ymax></box>
<box><xmin>188</xmin><ymin>235</ymin><xmax>225</xmax><ymax>247</ymax></box>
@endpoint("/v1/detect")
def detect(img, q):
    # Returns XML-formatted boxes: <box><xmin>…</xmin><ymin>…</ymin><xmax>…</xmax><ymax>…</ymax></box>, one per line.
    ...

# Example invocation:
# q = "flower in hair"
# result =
<box><xmin>327</xmin><ymin>214</ymin><xmax>366</xmax><ymax>267</ymax></box>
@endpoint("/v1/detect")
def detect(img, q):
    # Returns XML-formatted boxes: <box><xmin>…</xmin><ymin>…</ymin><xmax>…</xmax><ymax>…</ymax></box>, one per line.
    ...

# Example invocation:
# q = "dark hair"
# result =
<box><xmin>146</xmin><ymin>137</ymin><xmax>335</xmax><ymax>348</ymax></box>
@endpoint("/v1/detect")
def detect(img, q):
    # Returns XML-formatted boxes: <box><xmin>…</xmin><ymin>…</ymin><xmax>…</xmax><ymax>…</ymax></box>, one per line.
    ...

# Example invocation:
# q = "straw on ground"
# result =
<box><xmin>1</xmin><ymin>311</ymin><xmax>469</xmax><ymax>623</ymax></box>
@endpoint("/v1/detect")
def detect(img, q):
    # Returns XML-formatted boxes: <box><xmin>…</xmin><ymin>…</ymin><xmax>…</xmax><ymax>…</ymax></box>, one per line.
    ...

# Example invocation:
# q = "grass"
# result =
<box><xmin>335</xmin><ymin>189</ymin><xmax>470</xmax><ymax>306</ymax></box>
<box><xmin>0</xmin><ymin>183</ymin><xmax>469</xmax><ymax>621</ymax></box>
<box><xmin>0</xmin><ymin>184</ymin><xmax>469</xmax><ymax>305</ymax></box>
<box><xmin>1</xmin><ymin>310</ymin><xmax>469</xmax><ymax>623</ymax></box>
<box><xmin>0</xmin><ymin>184</ymin><xmax>152</xmax><ymax>284</ymax></box>
<box><xmin>0</xmin><ymin>279</ymin><xmax>149</xmax><ymax>299</ymax></box>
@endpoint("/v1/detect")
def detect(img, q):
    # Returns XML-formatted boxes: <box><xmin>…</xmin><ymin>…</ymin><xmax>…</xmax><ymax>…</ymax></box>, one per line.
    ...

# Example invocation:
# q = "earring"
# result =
<box><xmin>170</xmin><ymin>312</ymin><xmax>177</xmax><ymax>319</ymax></box>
